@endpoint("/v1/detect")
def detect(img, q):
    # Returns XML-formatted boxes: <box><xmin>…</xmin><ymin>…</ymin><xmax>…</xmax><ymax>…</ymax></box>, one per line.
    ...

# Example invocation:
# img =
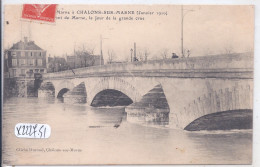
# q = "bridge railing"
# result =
<box><xmin>43</xmin><ymin>52</ymin><xmax>253</xmax><ymax>79</ymax></box>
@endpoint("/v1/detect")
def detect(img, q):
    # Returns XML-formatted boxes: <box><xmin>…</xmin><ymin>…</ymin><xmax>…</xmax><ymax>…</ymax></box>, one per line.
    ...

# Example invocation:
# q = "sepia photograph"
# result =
<box><xmin>1</xmin><ymin>3</ymin><xmax>255</xmax><ymax>165</ymax></box>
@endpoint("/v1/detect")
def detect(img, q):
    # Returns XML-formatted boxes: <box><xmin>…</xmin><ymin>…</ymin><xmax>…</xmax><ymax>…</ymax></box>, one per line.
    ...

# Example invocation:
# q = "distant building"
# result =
<box><xmin>47</xmin><ymin>56</ymin><xmax>68</xmax><ymax>72</ymax></box>
<box><xmin>66</xmin><ymin>51</ymin><xmax>104</xmax><ymax>69</ymax></box>
<box><xmin>66</xmin><ymin>55</ymin><xmax>77</xmax><ymax>69</ymax></box>
<box><xmin>5</xmin><ymin>37</ymin><xmax>47</xmax><ymax>79</ymax></box>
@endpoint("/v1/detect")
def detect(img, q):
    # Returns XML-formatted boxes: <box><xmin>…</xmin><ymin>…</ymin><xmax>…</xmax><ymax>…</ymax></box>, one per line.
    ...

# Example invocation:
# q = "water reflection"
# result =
<box><xmin>185</xmin><ymin>130</ymin><xmax>252</xmax><ymax>164</ymax></box>
<box><xmin>2</xmin><ymin>97</ymin><xmax>252</xmax><ymax>165</ymax></box>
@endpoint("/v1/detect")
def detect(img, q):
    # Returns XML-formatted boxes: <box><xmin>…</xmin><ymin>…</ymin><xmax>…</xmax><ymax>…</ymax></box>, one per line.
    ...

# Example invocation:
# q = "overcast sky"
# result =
<box><xmin>4</xmin><ymin>5</ymin><xmax>254</xmax><ymax>62</ymax></box>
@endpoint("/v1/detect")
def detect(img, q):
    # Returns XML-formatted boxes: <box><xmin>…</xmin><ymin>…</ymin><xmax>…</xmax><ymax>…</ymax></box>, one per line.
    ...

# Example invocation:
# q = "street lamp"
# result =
<box><xmin>181</xmin><ymin>5</ymin><xmax>194</xmax><ymax>58</ymax></box>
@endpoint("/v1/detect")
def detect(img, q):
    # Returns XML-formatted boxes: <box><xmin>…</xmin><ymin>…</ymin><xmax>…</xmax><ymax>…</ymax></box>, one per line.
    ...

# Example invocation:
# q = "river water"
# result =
<box><xmin>2</xmin><ymin>97</ymin><xmax>252</xmax><ymax>165</ymax></box>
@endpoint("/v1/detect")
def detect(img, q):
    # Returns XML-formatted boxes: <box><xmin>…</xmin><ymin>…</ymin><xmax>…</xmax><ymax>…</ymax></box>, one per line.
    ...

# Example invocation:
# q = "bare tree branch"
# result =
<box><xmin>144</xmin><ymin>48</ymin><xmax>150</xmax><ymax>61</ymax></box>
<box><xmin>160</xmin><ymin>49</ymin><xmax>169</xmax><ymax>59</ymax></box>
<box><xmin>107</xmin><ymin>49</ymin><xmax>116</xmax><ymax>64</ymax></box>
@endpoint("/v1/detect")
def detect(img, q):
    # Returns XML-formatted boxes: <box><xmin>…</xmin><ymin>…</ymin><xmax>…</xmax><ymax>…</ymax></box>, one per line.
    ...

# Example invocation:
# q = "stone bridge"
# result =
<box><xmin>39</xmin><ymin>53</ymin><xmax>254</xmax><ymax>129</ymax></box>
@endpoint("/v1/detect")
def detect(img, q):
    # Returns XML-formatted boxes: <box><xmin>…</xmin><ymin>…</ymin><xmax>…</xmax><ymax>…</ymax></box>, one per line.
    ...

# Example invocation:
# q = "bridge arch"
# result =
<box><xmin>184</xmin><ymin>109</ymin><xmax>253</xmax><ymax>131</ymax></box>
<box><xmin>55</xmin><ymin>80</ymin><xmax>75</xmax><ymax>98</ymax></box>
<box><xmin>175</xmin><ymin>84</ymin><xmax>253</xmax><ymax>130</ymax></box>
<box><xmin>57</xmin><ymin>88</ymin><xmax>70</xmax><ymax>98</ymax></box>
<box><xmin>87</xmin><ymin>77</ymin><xmax>142</xmax><ymax>105</ymax></box>
<box><xmin>91</xmin><ymin>89</ymin><xmax>133</xmax><ymax>107</ymax></box>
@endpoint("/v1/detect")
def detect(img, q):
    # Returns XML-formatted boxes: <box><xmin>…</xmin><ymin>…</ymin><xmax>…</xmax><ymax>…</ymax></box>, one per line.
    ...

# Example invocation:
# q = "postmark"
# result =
<box><xmin>21</xmin><ymin>4</ymin><xmax>57</xmax><ymax>23</ymax></box>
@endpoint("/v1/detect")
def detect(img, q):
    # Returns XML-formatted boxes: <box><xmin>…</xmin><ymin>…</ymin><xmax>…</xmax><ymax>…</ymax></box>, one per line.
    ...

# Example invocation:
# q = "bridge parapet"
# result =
<box><xmin>43</xmin><ymin>52</ymin><xmax>253</xmax><ymax>80</ymax></box>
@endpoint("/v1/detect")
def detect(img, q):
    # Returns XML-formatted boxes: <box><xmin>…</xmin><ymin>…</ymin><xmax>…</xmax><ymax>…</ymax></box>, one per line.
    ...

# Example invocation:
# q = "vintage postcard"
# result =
<box><xmin>2</xmin><ymin>3</ymin><xmax>254</xmax><ymax>165</ymax></box>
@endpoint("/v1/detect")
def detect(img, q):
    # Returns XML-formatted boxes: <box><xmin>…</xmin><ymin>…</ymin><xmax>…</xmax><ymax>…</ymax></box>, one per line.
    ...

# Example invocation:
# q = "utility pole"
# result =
<box><xmin>100</xmin><ymin>35</ymin><xmax>103</xmax><ymax>66</ymax></box>
<box><xmin>130</xmin><ymin>48</ymin><xmax>133</xmax><ymax>62</ymax></box>
<box><xmin>181</xmin><ymin>5</ymin><xmax>184</xmax><ymax>58</ymax></box>
<box><xmin>100</xmin><ymin>35</ymin><xmax>108</xmax><ymax>65</ymax></box>
<box><xmin>74</xmin><ymin>42</ymin><xmax>76</xmax><ymax>55</ymax></box>
<box><xmin>134</xmin><ymin>42</ymin><xmax>136</xmax><ymax>61</ymax></box>
<box><xmin>181</xmin><ymin>5</ymin><xmax>194</xmax><ymax>58</ymax></box>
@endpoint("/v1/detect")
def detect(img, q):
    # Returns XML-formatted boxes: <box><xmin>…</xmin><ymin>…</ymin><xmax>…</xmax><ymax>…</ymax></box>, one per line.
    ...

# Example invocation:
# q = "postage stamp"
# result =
<box><xmin>21</xmin><ymin>4</ymin><xmax>57</xmax><ymax>22</ymax></box>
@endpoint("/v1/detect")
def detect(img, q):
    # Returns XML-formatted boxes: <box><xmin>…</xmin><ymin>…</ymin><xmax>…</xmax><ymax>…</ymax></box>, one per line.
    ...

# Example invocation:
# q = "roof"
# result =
<box><xmin>10</xmin><ymin>40</ymin><xmax>43</xmax><ymax>50</ymax></box>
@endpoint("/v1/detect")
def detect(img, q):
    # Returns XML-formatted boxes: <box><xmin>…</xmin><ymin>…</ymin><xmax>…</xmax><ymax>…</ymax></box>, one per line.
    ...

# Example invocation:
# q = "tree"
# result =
<box><xmin>183</xmin><ymin>48</ymin><xmax>191</xmax><ymax>57</ymax></box>
<box><xmin>79</xmin><ymin>43</ymin><xmax>96</xmax><ymax>55</ymax></box>
<box><xmin>187</xmin><ymin>49</ymin><xmax>191</xmax><ymax>57</ymax></box>
<box><xmin>151</xmin><ymin>54</ymin><xmax>158</xmax><ymax>60</ymax></box>
<box><xmin>222</xmin><ymin>42</ymin><xmax>234</xmax><ymax>54</ymax></box>
<box><xmin>160</xmin><ymin>49</ymin><xmax>169</xmax><ymax>59</ymax></box>
<box><xmin>74</xmin><ymin>43</ymin><xmax>97</xmax><ymax>67</ymax></box>
<box><xmin>137</xmin><ymin>51</ymin><xmax>144</xmax><ymax>62</ymax></box>
<box><xmin>86</xmin><ymin>46</ymin><xmax>95</xmax><ymax>55</ymax></box>
<box><xmin>135</xmin><ymin>47</ymin><xmax>150</xmax><ymax>62</ymax></box>
<box><xmin>107</xmin><ymin>50</ymin><xmax>116</xmax><ymax>64</ymax></box>
<box><xmin>144</xmin><ymin>48</ymin><xmax>150</xmax><ymax>61</ymax></box>
<box><xmin>224</xmin><ymin>46</ymin><xmax>233</xmax><ymax>54</ymax></box>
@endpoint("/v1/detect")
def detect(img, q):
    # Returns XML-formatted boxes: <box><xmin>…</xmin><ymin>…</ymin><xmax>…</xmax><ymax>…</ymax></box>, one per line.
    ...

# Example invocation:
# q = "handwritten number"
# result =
<box><xmin>15</xmin><ymin>123</ymin><xmax>50</xmax><ymax>139</ymax></box>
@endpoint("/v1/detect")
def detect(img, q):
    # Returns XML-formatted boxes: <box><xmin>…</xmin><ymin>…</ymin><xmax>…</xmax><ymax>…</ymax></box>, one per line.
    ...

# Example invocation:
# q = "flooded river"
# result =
<box><xmin>2</xmin><ymin>97</ymin><xmax>252</xmax><ymax>165</ymax></box>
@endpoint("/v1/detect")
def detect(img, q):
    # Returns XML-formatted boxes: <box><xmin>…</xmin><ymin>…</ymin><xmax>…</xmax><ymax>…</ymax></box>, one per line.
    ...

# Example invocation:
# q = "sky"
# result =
<box><xmin>3</xmin><ymin>5</ymin><xmax>254</xmax><ymax>62</ymax></box>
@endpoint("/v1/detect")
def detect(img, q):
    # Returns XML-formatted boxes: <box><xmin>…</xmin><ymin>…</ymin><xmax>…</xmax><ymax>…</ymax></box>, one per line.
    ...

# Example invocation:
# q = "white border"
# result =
<box><xmin>1</xmin><ymin>0</ymin><xmax>259</xmax><ymax>167</ymax></box>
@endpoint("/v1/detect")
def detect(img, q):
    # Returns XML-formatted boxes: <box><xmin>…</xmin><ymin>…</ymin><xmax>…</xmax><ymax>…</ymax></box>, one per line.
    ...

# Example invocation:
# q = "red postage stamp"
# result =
<box><xmin>21</xmin><ymin>4</ymin><xmax>57</xmax><ymax>23</ymax></box>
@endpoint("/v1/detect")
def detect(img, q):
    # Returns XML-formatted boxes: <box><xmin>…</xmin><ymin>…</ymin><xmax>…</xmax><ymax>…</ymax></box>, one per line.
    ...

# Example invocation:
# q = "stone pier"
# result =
<box><xmin>38</xmin><ymin>82</ymin><xmax>55</xmax><ymax>98</ymax></box>
<box><xmin>125</xmin><ymin>84</ymin><xmax>170</xmax><ymax>126</ymax></box>
<box><xmin>63</xmin><ymin>82</ymin><xmax>87</xmax><ymax>103</ymax></box>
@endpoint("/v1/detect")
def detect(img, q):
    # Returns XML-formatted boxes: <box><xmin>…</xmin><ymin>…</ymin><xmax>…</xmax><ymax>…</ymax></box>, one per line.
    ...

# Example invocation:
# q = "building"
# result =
<box><xmin>66</xmin><ymin>50</ymin><xmax>104</xmax><ymax>69</ymax></box>
<box><xmin>5</xmin><ymin>37</ymin><xmax>47</xmax><ymax>79</ymax></box>
<box><xmin>4</xmin><ymin>37</ymin><xmax>47</xmax><ymax>97</ymax></box>
<box><xmin>47</xmin><ymin>56</ymin><xmax>68</xmax><ymax>72</ymax></box>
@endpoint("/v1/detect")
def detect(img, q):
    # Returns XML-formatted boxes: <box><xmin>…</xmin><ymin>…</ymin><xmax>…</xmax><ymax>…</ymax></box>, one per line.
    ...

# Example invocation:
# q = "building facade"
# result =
<box><xmin>4</xmin><ymin>37</ymin><xmax>47</xmax><ymax>97</ymax></box>
<box><xmin>66</xmin><ymin>51</ymin><xmax>104</xmax><ymax>69</ymax></box>
<box><xmin>6</xmin><ymin>37</ymin><xmax>47</xmax><ymax>79</ymax></box>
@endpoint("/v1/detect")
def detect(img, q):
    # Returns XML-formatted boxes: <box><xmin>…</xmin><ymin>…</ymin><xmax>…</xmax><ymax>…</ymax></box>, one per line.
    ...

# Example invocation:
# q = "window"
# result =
<box><xmin>40</xmin><ymin>69</ymin><xmax>44</xmax><ymax>73</ymax></box>
<box><xmin>11</xmin><ymin>52</ymin><xmax>17</xmax><ymax>57</ymax></box>
<box><xmin>37</xmin><ymin>59</ymin><xmax>42</xmax><ymax>66</ymax></box>
<box><xmin>39</xmin><ymin>52</ymin><xmax>42</xmax><ymax>56</ymax></box>
<box><xmin>20</xmin><ymin>59</ymin><xmax>26</xmax><ymax>65</ymax></box>
<box><xmin>12</xmin><ymin>69</ymin><xmax>16</xmax><ymax>77</ymax></box>
<box><xmin>21</xmin><ymin>69</ymin><xmax>25</xmax><ymax>75</ymax></box>
<box><xmin>35</xmin><ymin>69</ymin><xmax>39</xmax><ymax>73</ymax></box>
<box><xmin>29</xmin><ymin>69</ymin><xmax>33</xmax><ymax>73</ymax></box>
<box><xmin>21</xmin><ymin>52</ymin><xmax>25</xmax><ymax>57</ymax></box>
<box><xmin>28</xmin><ymin>59</ymin><xmax>34</xmax><ymax>66</ymax></box>
<box><xmin>31</xmin><ymin>52</ymin><xmax>33</xmax><ymax>56</ymax></box>
<box><xmin>12</xmin><ymin>59</ymin><xmax>17</xmax><ymax>66</ymax></box>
